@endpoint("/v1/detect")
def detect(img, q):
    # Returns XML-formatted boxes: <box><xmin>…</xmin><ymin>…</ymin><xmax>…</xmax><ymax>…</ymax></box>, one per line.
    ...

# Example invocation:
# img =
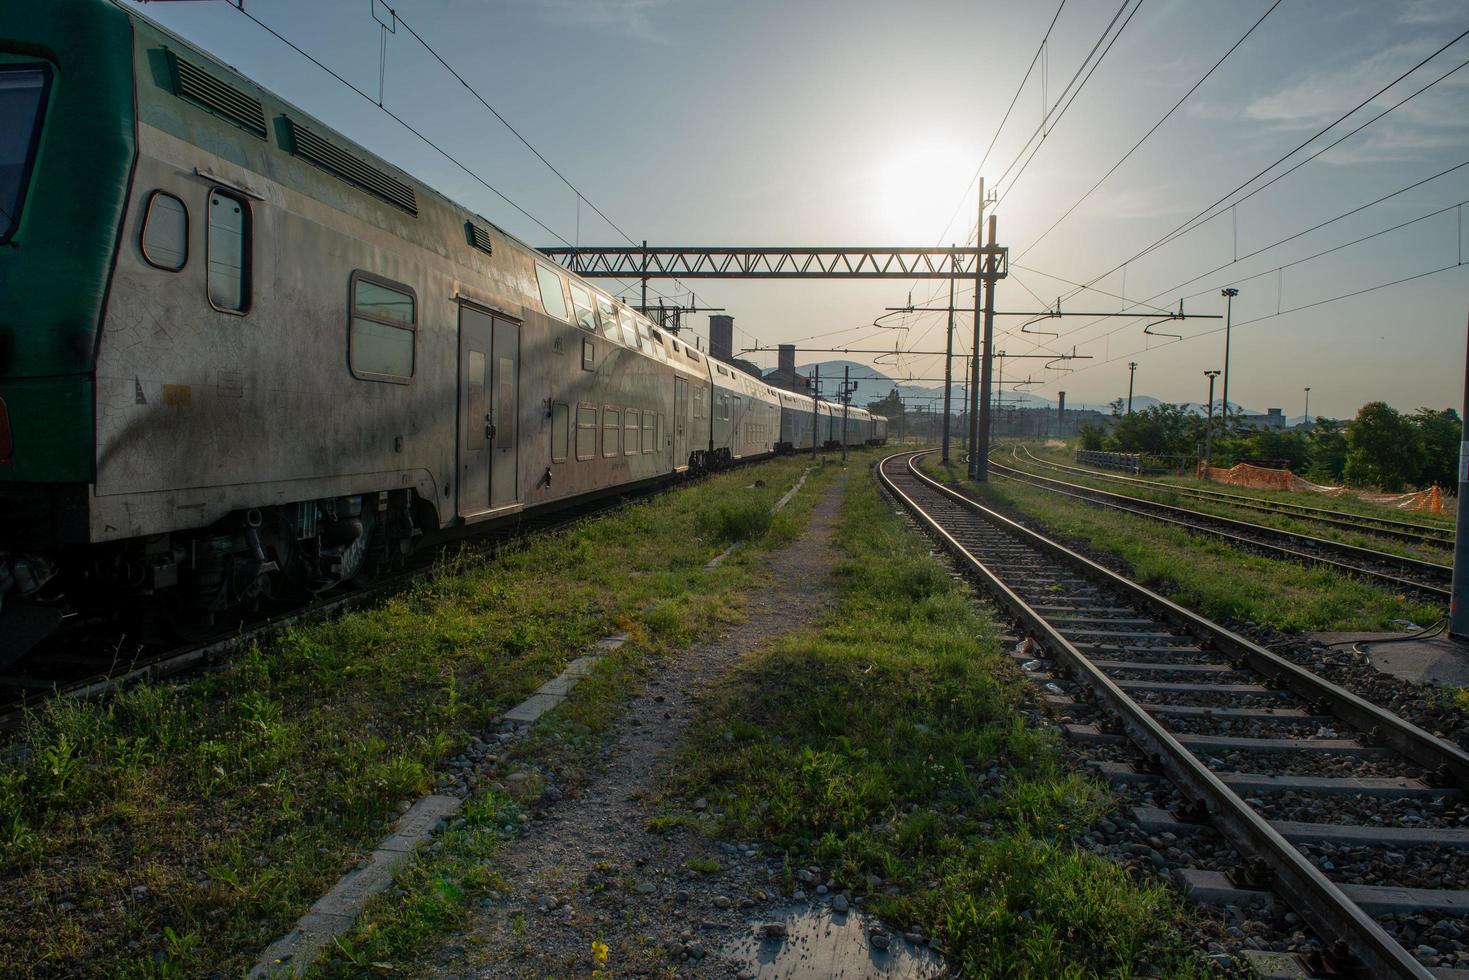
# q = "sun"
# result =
<box><xmin>863</xmin><ymin>139</ymin><xmax>977</xmax><ymax>242</ymax></box>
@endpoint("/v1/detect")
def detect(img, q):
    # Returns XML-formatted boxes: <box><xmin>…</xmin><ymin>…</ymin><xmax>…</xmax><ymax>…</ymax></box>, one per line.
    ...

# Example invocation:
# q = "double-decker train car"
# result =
<box><xmin>0</xmin><ymin>0</ymin><xmax>801</xmax><ymax>654</ymax></box>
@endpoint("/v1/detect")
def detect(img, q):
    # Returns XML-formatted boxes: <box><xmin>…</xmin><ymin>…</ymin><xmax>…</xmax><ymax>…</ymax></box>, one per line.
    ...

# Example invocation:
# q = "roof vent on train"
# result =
<box><xmin>168</xmin><ymin>52</ymin><xmax>267</xmax><ymax>139</ymax></box>
<box><xmin>465</xmin><ymin>221</ymin><xmax>493</xmax><ymax>255</ymax></box>
<box><xmin>283</xmin><ymin>118</ymin><xmax>418</xmax><ymax>216</ymax></box>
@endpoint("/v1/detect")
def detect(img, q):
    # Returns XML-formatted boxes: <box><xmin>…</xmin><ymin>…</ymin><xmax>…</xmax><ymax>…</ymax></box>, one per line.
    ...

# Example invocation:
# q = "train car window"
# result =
<box><xmin>642</xmin><ymin>412</ymin><xmax>655</xmax><ymax>453</ymax></box>
<box><xmin>552</xmin><ymin>401</ymin><xmax>569</xmax><ymax>463</ymax></box>
<box><xmin>0</xmin><ymin>64</ymin><xmax>51</xmax><ymax>244</ymax></box>
<box><xmin>656</xmin><ymin>413</ymin><xmax>665</xmax><ymax>450</ymax></box>
<box><xmin>206</xmin><ymin>189</ymin><xmax>250</xmax><ymax>313</ymax></box>
<box><xmin>576</xmin><ymin>404</ymin><xmax>596</xmax><ymax>460</ymax></box>
<box><xmin>649</xmin><ymin>330</ymin><xmax>669</xmax><ymax>362</ymax></box>
<box><xmin>595</xmin><ymin>294</ymin><xmax>619</xmax><ymax>341</ymax></box>
<box><xmin>624</xmin><ymin>409</ymin><xmax>640</xmax><ymax>455</ymax></box>
<box><xmin>141</xmin><ymin>191</ymin><xmax>188</xmax><ymax>271</ymax></box>
<box><xmin>348</xmin><ymin>271</ymin><xmax>416</xmax><ymax>383</ymax></box>
<box><xmin>535</xmin><ymin>264</ymin><xmax>570</xmax><ymax>321</ymax></box>
<box><xmin>602</xmin><ymin>408</ymin><xmax>620</xmax><ymax>457</ymax></box>
<box><xmin>582</xmin><ymin>337</ymin><xmax>596</xmax><ymax>371</ymax></box>
<box><xmin>618</xmin><ymin>309</ymin><xmax>640</xmax><ymax>350</ymax></box>
<box><xmin>568</xmin><ymin>283</ymin><xmax>597</xmax><ymax>333</ymax></box>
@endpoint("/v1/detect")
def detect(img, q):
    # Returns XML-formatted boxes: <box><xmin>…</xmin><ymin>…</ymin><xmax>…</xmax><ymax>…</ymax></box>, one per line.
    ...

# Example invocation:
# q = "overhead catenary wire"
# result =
<box><xmin>1048</xmin><ymin>24</ymin><xmax>1469</xmax><ymax>308</ymax></box>
<box><xmin>1015</xmin><ymin>0</ymin><xmax>1286</xmax><ymax>260</ymax></box>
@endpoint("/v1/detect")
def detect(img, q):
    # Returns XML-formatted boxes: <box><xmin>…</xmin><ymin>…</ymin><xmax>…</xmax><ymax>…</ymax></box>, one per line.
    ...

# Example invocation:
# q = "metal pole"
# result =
<box><xmin>941</xmin><ymin>249</ymin><xmax>956</xmax><ymax>462</ymax></box>
<box><xmin>1303</xmin><ymin>387</ymin><xmax>1311</xmax><ymax>425</ymax></box>
<box><xmin>1204</xmin><ymin>370</ymin><xmax>1219</xmax><ymax>468</ymax></box>
<box><xmin>961</xmin><ymin>358</ymin><xmax>969</xmax><ymax>452</ymax></box>
<box><xmin>968</xmin><ymin>180</ymin><xmax>985</xmax><ymax>479</ymax></box>
<box><xmin>1451</xmin><ymin>308</ymin><xmax>1469</xmax><ymax>637</ymax></box>
<box><xmin>842</xmin><ymin>365</ymin><xmax>849</xmax><ymax>463</ymax></box>
<box><xmin>640</xmin><ymin>239</ymin><xmax>648</xmax><ymax>311</ymax></box>
<box><xmin>1127</xmin><ymin>362</ymin><xmax>1137</xmax><ymax>415</ymax></box>
<box><xmin>974</xmin><ymin>213</ymin><xmax>997</xmax><ymax>481</ymax></box>
<box><xmin>812</xmin><ymin>364</ymin><xmax>820</xmax><ymax>459</ymax></box>
<box><xmin>1221</xmin><ymin>287</ymin><xmax>1238</xmax><ymax>420</ymax></box>
<box><xmin>994</xmin><ymin>351</ymin><xmax>1004</xmax><ymax>444</ymax></box>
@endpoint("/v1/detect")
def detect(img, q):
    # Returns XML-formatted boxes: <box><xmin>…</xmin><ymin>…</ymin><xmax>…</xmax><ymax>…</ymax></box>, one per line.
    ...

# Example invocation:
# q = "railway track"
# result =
<box><xmin>987</xmin><ymin>448</ymin><xmax>1451</xmax><ymax>603</ymax></box>
<box><xmin>878</xmin><ymin>450</ymin><xmax>1469</xmax><ymax>979</ymax></box>
<box><xmin>1018</xmin><ymin>445</ymin><xmax>1453</xmax><ymax>549</ymax></box>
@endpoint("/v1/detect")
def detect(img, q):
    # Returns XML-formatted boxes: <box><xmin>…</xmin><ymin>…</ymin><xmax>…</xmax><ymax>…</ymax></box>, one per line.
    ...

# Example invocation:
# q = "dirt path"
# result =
<box><xmin>419</xmin><ymin>471</ymin><xmax>848</xmax><ymax>979</ymax></box>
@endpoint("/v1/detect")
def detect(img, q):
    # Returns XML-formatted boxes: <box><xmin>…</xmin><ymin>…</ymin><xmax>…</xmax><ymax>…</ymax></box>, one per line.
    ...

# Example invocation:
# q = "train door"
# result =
<box><xmin>457</xmin><ymin>305</ymin><xmax>520</xmax><ymax>517</ymax></box>
<box><xmin>490</xmin><ymin>317</ymin><xmax>520</xmax><ymax>509</ymax></box>
<box><xmin>674</xmin><ymin>377</ymin><xmax>689</xmax><ymax>467</ymax></box>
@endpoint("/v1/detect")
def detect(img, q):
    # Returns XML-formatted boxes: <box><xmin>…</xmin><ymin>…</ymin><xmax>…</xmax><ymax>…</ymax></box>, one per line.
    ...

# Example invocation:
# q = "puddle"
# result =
<box><xmin>723</xmin><ymin>903</ymin><xmax>947</xmax><ymax>978</ymax></box>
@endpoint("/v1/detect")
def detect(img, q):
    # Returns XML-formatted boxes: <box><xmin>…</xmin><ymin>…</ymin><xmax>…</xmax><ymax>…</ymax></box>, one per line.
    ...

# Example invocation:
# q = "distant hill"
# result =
<box><xmin>759</xmin><ymin>362</ymin><xmax>1272</xmax><ymax>418</ymax></box>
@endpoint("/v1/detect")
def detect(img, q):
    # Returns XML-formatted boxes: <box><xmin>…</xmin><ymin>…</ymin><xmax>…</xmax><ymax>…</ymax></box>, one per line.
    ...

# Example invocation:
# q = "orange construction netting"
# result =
<box><xmin>1196</xmin><ymin>462</ymin><xmax>1446</xmax><ymax>514</ymax></box>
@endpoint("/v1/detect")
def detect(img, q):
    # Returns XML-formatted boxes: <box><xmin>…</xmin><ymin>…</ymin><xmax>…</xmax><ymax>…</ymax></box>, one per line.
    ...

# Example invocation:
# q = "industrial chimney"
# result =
<box><xmin>709</xmin><ymin>315</ymin><xmax>734</xmax><ymax>362</ymax></box>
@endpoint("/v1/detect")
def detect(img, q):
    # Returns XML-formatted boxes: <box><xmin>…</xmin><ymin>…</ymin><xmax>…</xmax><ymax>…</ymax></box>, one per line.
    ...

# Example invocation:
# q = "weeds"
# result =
<box><xmin>671</xmin><ymin>461</ymin><xmax>1208</xmax><ymax>978</ymax></box>
<box><xmin>0</xmin><ymin>454</ymin><xmax>841</xmax><ymax>977</ymax></box>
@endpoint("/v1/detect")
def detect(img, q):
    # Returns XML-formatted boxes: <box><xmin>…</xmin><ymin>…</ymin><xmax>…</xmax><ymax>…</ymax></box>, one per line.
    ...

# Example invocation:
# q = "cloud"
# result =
<box><xmin>513</xmin><ymin>0</ymin><xmax>679</xmax><ymax>43</ymax></box>
<box><xmin>1396</xmin><ymin>0</ymin><xmax>1469</xmax><ymax>25</ymax></box>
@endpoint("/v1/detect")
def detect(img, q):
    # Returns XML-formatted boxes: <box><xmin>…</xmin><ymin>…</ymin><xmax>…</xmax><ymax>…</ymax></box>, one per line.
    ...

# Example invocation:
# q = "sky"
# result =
<box><xmin>128</xmin><ymin>0</ymin><xmax>1469</xmax><ymax>419</ymax></box>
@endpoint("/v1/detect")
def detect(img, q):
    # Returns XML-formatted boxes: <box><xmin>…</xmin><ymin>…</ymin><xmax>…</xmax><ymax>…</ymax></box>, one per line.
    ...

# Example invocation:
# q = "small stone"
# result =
<box><xmin>870</xmin><ymin>930</ymin><xmax>890</xmax><ymax>951</ymax></box>
<box><xmin>761</xmin><ymin>923</ymin><xmax>788</xmax><ymax>940</ymax></box>
<box><xmin>713</xmin><ymin>895</ymin><xmax>732</xmax><ymax>909</ymax></box>
<box><xmin>904</xmin><ymin>932</ymin><xmax>924</xmax><ymax>944</ymax></box>
<box><xmin>693</xmin><ymin>798</ymin><xmax>708</xmax><ymax>811</ymax></box>
<box><xmin>796</xmin><ymin>869</ymin><xmax>816</xmax><ymax>884</ymax></box>
<box><xmin>636</xmin><ymin>882</ymin><xmax>656</xmax><ymax>895</ymax></box>
<box><xmin>816</xmin><ymin>884</ymin><xmax>828</xmax><ymax>895</ymax></box>
<box><xmin>688</xmin><ymin>942</ymin><xmax>706</xmax><ymax>960</ymax></box>
<box><xmin>832</xmin><ymin>895</ymin><xmax>849</xmax><ymax>914</ymax></box>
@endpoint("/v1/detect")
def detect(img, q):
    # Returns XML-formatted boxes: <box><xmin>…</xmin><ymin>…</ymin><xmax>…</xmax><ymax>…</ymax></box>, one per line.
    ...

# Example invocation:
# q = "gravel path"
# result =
<box><xmin>418</xmin><ymin>472</ymin><xmax>849</xmax><ymax>979</ymax></box>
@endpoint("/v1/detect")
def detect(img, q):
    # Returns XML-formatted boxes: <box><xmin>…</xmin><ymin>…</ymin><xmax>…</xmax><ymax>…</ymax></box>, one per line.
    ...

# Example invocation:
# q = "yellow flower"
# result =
<box><xmin>592</xmin><ymin>939</ymin><xmax>609</xmax><ymax>965</ymax></box>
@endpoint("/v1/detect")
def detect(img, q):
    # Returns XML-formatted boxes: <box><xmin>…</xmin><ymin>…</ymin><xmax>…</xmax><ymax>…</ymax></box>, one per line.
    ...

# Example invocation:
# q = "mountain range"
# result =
<box><xmin>773</xmin><ymin>361</ymin><xmax>1272</xmax><ymax>418</ymax></box>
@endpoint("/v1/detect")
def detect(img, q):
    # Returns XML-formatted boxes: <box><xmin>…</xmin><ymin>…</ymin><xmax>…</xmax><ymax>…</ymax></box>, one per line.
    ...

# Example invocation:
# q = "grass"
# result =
<box><xmin>668</xmin><ymin>459</ymin><xmax>1211</xmax><ymax>978</ymax></box>
<box><xmin>1029</xmin><ymin>442</ymin><xmax>1456</xmax><ymax>529</ymax></box>
<box><xmin>923</xmin><ymin>455</ymin><xmax>1444</xmax><ymax>632</ymax></box>
<box><xmin>0</xmin><ymin>452</ymin><xmax>847</xmax><ymax>979</ymax></box>
<box><xmin>1005</xmin><ymin>445</ymin><xmax>1452</xmax><ymax>565</ymax></box>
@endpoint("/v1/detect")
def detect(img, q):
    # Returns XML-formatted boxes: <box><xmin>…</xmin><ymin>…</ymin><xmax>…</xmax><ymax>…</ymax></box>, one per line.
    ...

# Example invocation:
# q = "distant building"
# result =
<box><xmin>708</xmin><ymin>314</ymin><xmax>764</xmax><ymax>379</ymax></box>
<box><xmin>1235</xmin><ymin>407</ymin><xmax>1286</xmax><ymax>431</ymax></box>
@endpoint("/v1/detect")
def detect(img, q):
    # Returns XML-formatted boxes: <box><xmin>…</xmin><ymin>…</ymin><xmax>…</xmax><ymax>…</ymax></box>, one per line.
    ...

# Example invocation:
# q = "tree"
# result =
<box><xmin>866</xmin><ymin>388</ymin><xmax>905</xmax><ymax>422</ymax></box>
<box><xmin>1077</xmin><ymin>422</ymin><xmax>1106</xmax><ymax>451</ymax></box>
<box><xmin>1305</xmin><ymin>418</ymin><xmax>1347</xmax><ymax>483</ymax></box>
<box><xmin>1344</xmin><ymin>402</ymin><xmax>1422</xmax><ymax>491</ymax></box>
<box><xmin>1108</xmin><ymin>402</ymin><xmax>1202</xmax><ymax>457</ymax></box>
<box><xmin>1412</xmin><ymin>407</ymin><xmax>1460</xmax><ymax>488</ymax></box>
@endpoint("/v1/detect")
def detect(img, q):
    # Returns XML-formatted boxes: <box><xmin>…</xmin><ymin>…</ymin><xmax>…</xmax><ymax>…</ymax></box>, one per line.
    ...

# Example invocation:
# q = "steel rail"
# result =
<box><xmin>878</xmin><ymin>449</ymin><xmax>1463</xmax><ymax>979</ymax></box>
<box><xmin>989</xmin><ymin>456</ymin><xmax>1451</xmax><ymax>601</ymax></box>
<box><xmin>1022</xmin><ymin>446</ymin><xmax>1452</xmax><ymax>545</ymax></box>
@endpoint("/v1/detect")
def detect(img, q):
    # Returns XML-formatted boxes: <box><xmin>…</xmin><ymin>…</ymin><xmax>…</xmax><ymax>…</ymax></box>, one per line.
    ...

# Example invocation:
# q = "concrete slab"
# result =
<box><xmin>248</xmin><ymin>911</ymin><xmax>355</xmax><ymax>979</ymax></box>
<box><xmin>501</xmin><ymin>692</ymin><xmax>564</xmax><ymax>724</ymax></box>
<box><xmin>563</xmin><ymin>654</ymin><xmax>604</xmax><ymax>677</ymax></box>
<box><xmin>1311</xmin><ymin>632</ymin><xmax>1469</xmax><ymax>688</ymax></box>
<box><xmin>377</xmin><ymin>795</ymin><xmax>461</xmax><ymax>853</ymax></box>
<box><xmin>536</xmin><ymin>674</ymin><xmax>578</xmax><ymax>697</ymax></box>
<box><xmin>723</xmin><ymin>905</ymin><xmax>945</xmax><ymax>979</ymax></box>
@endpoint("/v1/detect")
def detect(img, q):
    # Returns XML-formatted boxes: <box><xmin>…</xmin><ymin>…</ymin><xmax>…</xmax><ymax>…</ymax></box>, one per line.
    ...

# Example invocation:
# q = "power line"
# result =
<box><xmin>1016</xmin><ymin>156</ymin><xmax>1469</xmax><ymax>355</ymax></box>
<box><xmin>389</xmin><ymin>6</ymin><xmax>706</xmax><ymax>308</ymax></box>
<box><xmin>991</xmin><ymin>0</ymin><xmax>1138</xmax><ymax>196</ymax></box>
<box><xmin>1015</xmin><ymin>0</ymin><xmax>1285</xmax><ymax>259</ymax></box>
<box><xmin>1053</xmin><ymin>24</ymin><xmax>1469</xmax><ymax>306</ymax></box>
<box><xmin>230</xmin><ymin>3</ymin><xmax>568</xmax><ymax>245</ymax></box>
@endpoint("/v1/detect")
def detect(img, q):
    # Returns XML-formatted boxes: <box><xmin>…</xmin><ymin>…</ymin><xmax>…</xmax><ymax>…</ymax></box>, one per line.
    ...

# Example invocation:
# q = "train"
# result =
<box><xmin>0</xmin><ymin>0</ymin><xmax>885</xmax><ymax>658</ymax></box>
